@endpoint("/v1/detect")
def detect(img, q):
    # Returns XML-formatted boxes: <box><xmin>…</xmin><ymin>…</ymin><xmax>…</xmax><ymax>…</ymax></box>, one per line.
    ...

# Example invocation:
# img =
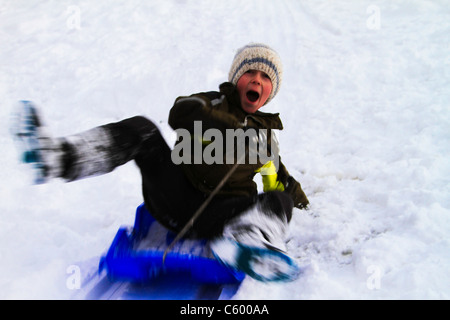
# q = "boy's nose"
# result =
<box><xmin>251</xmin><ymin>74</ymin><xmax>262</xmax><ymax>85</ymax></box>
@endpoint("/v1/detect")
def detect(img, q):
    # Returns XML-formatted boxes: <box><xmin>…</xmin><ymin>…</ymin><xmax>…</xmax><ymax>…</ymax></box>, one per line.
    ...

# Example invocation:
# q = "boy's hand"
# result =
<box><xmin>284</xmin><ymin>176</ymin><xmax>310</xmax><ymax>210</ymax></box>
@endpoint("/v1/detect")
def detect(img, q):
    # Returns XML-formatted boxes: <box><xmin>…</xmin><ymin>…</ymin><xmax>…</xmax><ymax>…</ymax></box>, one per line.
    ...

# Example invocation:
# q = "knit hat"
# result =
<box><xmin>228</xmin><ymin>43</ymin><xmax>283</xmax><ymax>104</ymax></box>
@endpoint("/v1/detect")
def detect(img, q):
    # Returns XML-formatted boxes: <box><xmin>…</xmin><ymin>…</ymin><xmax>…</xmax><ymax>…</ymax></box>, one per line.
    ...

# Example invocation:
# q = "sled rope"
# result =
<box><xmin>163</xmin><ymin>153</ymin><xmax>245</xmax><ymax>264</ymax></box>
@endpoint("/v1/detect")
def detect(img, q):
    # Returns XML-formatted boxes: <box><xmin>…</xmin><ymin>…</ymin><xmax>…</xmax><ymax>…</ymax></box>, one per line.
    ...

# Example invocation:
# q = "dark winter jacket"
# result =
<box><xmin>168</xmin><ymin>82</ymin><xmax>309</xmax><ymax>209</ymax></box>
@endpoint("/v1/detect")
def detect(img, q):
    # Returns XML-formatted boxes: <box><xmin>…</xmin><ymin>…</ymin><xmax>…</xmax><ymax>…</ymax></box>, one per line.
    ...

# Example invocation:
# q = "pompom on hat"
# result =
<box><xmin>228</xmin><ymin>43</ymin><xmax>283</xmax><ymax>104</ymax></box>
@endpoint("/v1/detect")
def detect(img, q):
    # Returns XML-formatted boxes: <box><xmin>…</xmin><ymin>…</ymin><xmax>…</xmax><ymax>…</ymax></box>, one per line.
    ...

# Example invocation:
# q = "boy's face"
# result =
<box><xmin>236</xmin><ymin>70</ymin><xmax>273</xmax><ymax>114</ymax></box>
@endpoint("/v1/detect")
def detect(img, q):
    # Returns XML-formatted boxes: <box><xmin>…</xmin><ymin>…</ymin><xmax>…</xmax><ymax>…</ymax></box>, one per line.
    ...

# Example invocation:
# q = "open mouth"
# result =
<box><xmin>246</xmin><ymin>90</ymin><xmax>260</xmax><ymax>103</ymax></box>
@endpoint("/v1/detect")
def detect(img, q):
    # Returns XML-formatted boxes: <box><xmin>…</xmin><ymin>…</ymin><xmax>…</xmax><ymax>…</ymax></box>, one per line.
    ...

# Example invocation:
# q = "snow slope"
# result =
<box><xmin>0</xmin><ymin>0</ymin><xmax>449</xmax><ymax>299</ymax></box>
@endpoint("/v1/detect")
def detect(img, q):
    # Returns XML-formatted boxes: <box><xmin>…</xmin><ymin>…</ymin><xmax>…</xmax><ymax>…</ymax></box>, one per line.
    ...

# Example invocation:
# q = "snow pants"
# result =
<box><xmin>61</xmin><ymin>116</ymin><xmax>294</xmax><ymax>238</ymax></box>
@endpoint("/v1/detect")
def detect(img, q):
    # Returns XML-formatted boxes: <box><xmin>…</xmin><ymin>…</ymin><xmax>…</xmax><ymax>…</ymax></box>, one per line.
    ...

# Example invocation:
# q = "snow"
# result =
<box><xmin>1</xmin><ymin>0</ymin><xmax>449</xmax><ymax>299</ymax></box>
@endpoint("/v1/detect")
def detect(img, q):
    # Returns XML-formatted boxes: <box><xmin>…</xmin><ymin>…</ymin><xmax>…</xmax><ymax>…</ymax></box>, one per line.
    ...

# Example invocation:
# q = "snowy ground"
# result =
<box><xmin>0</xmin><ymin>0</ymin><xmax>449</xmax><ymax>299</ymax></box>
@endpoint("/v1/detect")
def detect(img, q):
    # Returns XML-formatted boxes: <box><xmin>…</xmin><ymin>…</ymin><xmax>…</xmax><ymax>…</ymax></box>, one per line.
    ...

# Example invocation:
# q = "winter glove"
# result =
<box><xmin>169</xmin><ymin>95</ymin><xmax>244</xmax><ymax>133</ymax></box>
<box><xmin>284</xmin><ymin>176</ymin><xmax>310</xmax><ymax>210</ymax></box>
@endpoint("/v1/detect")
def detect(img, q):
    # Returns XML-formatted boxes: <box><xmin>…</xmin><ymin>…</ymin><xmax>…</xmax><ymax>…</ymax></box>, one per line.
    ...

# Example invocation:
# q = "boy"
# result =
<box><xmin>12</xmin><ymin>43</ymin><xmax>309</xmax><ymax>281</ymax></box>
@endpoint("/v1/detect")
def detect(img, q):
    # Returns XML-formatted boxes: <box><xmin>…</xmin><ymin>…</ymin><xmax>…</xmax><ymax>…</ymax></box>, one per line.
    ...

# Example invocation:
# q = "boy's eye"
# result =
<box><xmin>245</xmin><ymin>70</ymin><xmax>270</xmax><ymax>78</ymax></box>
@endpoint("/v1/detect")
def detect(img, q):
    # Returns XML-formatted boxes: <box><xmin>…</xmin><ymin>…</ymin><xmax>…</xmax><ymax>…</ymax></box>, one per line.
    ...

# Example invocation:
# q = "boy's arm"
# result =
<box><xmin>279</xmin><ymin>161</ymin><xmax>309</xmax><ymax>209</ymax></box>
<box><xmin>168</xmin><ymin>94</ymin><xmax>243</xmax><ymax>132</ymax></box>
<box><xmin>257</xmin><ymin>159</ymin><xmax>309</xmax><ymax>210</ymax></box>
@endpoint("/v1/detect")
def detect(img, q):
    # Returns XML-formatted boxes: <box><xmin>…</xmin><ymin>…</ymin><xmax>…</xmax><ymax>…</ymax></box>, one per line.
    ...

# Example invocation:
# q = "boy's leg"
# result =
<box><xmin>222</xmin><ymin>191</ymin><xmax>293</xmax><ymax>252</ymax></box>
<box><xmin>195</xmin><ymin>191</ymin><xmax>293</xmax><ymax>246</ymax></box>
<box><xmin>55</xmin><ymin>116</ymin><xmax>155</xmax><ymax>181</ymax></box>
<box><xmin>10</xmin><ymin>101</ymin><xmax>142</xmax><ymax>183</ymax></box>
<box><xmin>11</xmin><ymin>103</ymin><xmax>204</xmax><ymax>231</ymax></box>
<box><xmin>208</xmin><ymin>192</ymin><xmax>299</xmax><ymax>282</ymax></box>
<box><xmin>11</xmin><ymin>101</ymin><xmax>67</xmax><ymax>183</ymax></box>
<box><xmin>105</xmin><ymin>116</ymin><xmax>206</xmax><ymax>232</ymax></box>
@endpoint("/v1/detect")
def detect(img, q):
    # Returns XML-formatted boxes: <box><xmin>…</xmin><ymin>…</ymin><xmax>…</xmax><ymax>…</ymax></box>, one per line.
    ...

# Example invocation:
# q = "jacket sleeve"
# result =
<box><xmin>255</xmin><ymin>158</ymin><xmax>309</xmax><ymax>210</ymax></box>
<box><xmin>276</xmin><ymin>160</ymin><xmax>310</xmax><ymax>210</ymax></box>
<box><xmin>168</xmin><ymin>94</ymin><xmax>243</xmax><ymax>132</ymax></box>
<box><xmin>255</xmin><ymin>161</ymin><xmax>285</xmax><ymax>192</ymax></box>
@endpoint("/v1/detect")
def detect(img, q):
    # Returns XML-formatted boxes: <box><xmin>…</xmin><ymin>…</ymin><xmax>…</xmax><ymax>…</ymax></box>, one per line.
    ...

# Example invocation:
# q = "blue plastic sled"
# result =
<box><xmin>95</xmin><ymin>203</ymin><xmax>245</xmax><ymax>299</ymax></box>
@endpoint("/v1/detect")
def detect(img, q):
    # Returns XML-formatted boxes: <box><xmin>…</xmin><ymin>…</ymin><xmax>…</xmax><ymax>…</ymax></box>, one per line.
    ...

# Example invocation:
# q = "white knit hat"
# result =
<box><xmin>228</xmin><ymin>43</ymin><xmax>283</xmax><ymax>104</ymax></box>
